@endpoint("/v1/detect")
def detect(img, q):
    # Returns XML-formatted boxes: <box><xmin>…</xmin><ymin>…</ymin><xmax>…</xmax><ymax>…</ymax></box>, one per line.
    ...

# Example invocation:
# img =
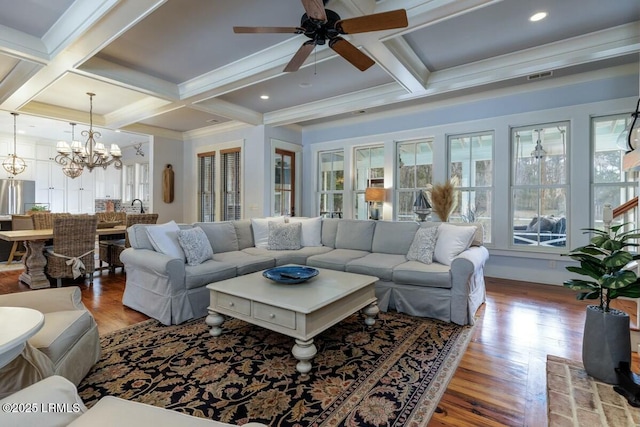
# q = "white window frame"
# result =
<box><xmin>395</xmin><ymin>138</ymin><xmax>434</xmax><ymax>222</ymax></box>
<box><xmin>318</xmin><ymin>150</ymin><xmax>345</xmax><ymax>218</ymax></box>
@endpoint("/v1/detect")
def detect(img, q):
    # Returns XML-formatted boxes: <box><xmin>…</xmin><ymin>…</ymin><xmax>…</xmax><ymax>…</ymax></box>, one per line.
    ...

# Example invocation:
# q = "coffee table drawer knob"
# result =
<box><xmin>229</xmin><ymin>302</ymin><xmax>234</xmax><ymax>307</ymax></box>
<box><xmin>269</xmin><ymin>313</ymin><xmax>275</xmax><ymax>319</ymax></box>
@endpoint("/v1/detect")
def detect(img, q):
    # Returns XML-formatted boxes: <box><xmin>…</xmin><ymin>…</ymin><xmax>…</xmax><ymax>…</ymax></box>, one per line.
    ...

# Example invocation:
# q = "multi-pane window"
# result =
<box><xmin>354</xmin><ymin>146</ymin><xmax>384</xmax><ymax>220</ymax></box>
<box><xmin>396</xmin><ymin>139</ymin><xmax>433</xmax><ymax>221</ymax></box>
<box><xmin>124</xmin><ymin>164</ymin><xmax>134</xmax><ymax>202</ymax></box>
<box><xmin>448</xmin><ymin>132</ymin><xmax>493</xmax><ymax>242</ymax></box>
<box><xmin>222</xmin><ymin>148</ymin><xmax>241</xmax><ymax>221</ymax></box>
<box><xmin>318</xmin><ymin>150</ymin><xmax>344</xmax><ymax>218</ymax></box>
<box><xmin>198</xmin><ymin>152</ymin><xmax>215</xmax><ymax>222</ymax></box>
<box><xmin>138</xmin><ymin>163</ymin><xmax>149</xmax><ymax>202</ymax></box>
<box><xmin>274</xmin><ymin>149</ymin><xmax>295</xmax><ymax>216</ymax></box>
<box><xmin>511</xmin><ymin>122</ymin><xmax>569</xmax><ymax>249</ymax></box>
<box><xmin>592</xmin><ymin>114</ymin><xmax>637</xmax><ymax>229</ymax></box>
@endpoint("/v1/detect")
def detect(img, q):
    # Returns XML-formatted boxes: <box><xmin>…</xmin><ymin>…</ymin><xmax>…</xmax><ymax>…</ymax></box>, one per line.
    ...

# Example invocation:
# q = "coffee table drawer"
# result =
<box><xmin>216</xmin><ymin>293</ymin><xmax>251</xmax><ymax>316</ymax></box>
<box><xmin>253</xmin><ymin>302</ymin><xmax>296</xmax><ymax>329</ymax></box>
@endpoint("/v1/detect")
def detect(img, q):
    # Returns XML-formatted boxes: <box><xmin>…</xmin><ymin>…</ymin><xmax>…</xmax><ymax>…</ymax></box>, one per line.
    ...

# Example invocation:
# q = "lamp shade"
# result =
<box><xmin>365</xmin><ymin>187</ymin><xmax>385</xmax><ymax>202</ymax></box>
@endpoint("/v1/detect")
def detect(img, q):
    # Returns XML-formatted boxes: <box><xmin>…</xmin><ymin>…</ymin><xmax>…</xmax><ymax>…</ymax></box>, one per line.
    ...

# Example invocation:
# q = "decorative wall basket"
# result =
<box><xmin>163</xmin><ymin>164</ymin><xmax>174</xmax><ymax>203</ymax></box>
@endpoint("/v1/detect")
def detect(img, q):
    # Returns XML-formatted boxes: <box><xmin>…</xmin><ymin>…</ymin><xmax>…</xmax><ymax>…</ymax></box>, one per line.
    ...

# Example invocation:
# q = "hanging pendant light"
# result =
<box><xmin>54</xmin><ymin>92</ymin><xmax>122</xmax><ymax>175</ymax></box>
<box><xmin>58</xmin><ymin>123</ymin><xmax>83</xmax><ymax>179</ymax></box>
<box><xmin>2</xmin><ymin>112</ymin><xmax>27</xmax><ymax>176</ymax></box>
<box><xmin>531</xmin><ymin>128</ymin><xmax>546</xmax><ymax>159</ymax></box>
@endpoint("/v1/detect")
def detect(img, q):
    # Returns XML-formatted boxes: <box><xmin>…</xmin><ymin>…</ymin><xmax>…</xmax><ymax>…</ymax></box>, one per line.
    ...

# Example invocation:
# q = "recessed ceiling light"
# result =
<box><xmin>115</xmin><ymin>130</ymin><xmax>121</xmax><ymax>133</ymax></box>
<box><xmin>529</xmin><ymin>12</ymin><xmax>547</xmax><ymax>22</ymax></box>
<box><xmin>260</xmin><ymin>95</ymin><xmax>269</xmax><ymax>100</ymax></box>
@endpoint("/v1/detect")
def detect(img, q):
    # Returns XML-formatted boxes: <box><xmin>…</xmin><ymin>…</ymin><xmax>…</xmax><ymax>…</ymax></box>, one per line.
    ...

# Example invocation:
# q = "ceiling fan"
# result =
<box><xmin>233</xmin><ymin>0</ymin><xmax>408</xmax><ymax>72</ymax></box>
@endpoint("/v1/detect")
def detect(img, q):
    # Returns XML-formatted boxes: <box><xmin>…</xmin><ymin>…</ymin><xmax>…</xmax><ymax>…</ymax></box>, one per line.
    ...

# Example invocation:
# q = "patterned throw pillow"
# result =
<box><xmin>177</xmin><ymin>226</ymin><xmax>214</xmax><ymax>266</ymax></box>
<box><xmin>268</xmin><ymin>221</ymin><xmax>302</xmax><ymax>250</ymax></box>
<box><xmin>406</xmin><ymin>226</ymin><xmax>439</xmax><ymax>264</ymax></box>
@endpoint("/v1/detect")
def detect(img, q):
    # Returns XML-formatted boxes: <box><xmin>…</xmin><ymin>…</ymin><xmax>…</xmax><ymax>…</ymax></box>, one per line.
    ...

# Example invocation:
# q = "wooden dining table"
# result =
<box><xmin>0</xmin><ymin>226</ymin><xmax>126</xmax><ymax>290</ymax></box>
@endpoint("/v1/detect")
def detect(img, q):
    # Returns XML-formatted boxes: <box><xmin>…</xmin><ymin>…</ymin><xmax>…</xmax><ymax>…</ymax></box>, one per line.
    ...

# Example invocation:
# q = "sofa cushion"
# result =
<box><xmin>212</xmin><ymin>251</ymin><xmax>275</xmax><ymax>276</ymax></box>
<box><xmin>128</xmin><ymin>224</ymin><xmax>154</xmax><ymax>250</ymax></box>
<box><xmin>184</xmin><ymin>260</ymin><xmax>237</xmax><ymax>290</ymax></box>
<box><xmin>320</xmin><ymin>218</ymin><xmax>340</xmax><ymax>248</ymax></box>
<box><xmin>233</xmin><ymin>220</ymin><xmax>254</xmax><ymax>250</ymax></box>
<box><xmin>288</xmin><ymin>217</ymin><xmax>322</xmax><ymax>247</ymax></box>
<box><xmin>420</xmin><ymin>221</ymin><xmax>483</xmax><ymax>246</ymax></box>
<box><xmin>306</xmin><ymin>249</ymin><xmax>369</xmax><ymax>271</ymax></box>
<box><xmin>372</xmin><ymin>221</ymin><xmax>419</xmax><ymax>254</ymax></box>
<box><xmin>335</xmin><ymin>220</ymin><xmax>375</xmax><ymax>251</ymax></box>
<box><xmin>392</xmin><ymin>261</ymin><xmax>452</xmax><ymax>288</ymax></box>
<box><xmin>268</xmin><ymin>222</ymin><xmax>302</xmax><ymax>250</ymax></box>
<box><xmin>146</xmin><ymin>221</ymin><xmax>186</xmax><ymax>261</ymax></box>
<box><xmin>346</xmin><ymin>253</ymin><xmax>407</xmax><ymax>281</ymax></box>
<box><xmin>28</xmin><ymin>310</ymin><xmax>94</xmax><ymax>367</ymax></box>
<box><xmin>406</xmin><ymin>226</ymin><xmax>439</xmax><ymax>264</ymax></box>
<box><xmin>243</xmin><ymin>246</ymin><xmax>333</xmax><ymax>266</ymax></box>
<box><xmin>251</xmin><ymin>216</ymin><xmax>285</xmax><ymax>248</ymax></box>
<box><xmin>194</xmin><ymin>222</ymin><xmax>239</xmax><ymax>253</ymax></box>
<box><xmin>177</xmin><ymin>227</ymin><xmax>214</xmax><ymax>266</ymax></box>
<box><xmin>433</xmin><ymin>223</ymin><xmax>476</xmax><ymax>266</ymax></box>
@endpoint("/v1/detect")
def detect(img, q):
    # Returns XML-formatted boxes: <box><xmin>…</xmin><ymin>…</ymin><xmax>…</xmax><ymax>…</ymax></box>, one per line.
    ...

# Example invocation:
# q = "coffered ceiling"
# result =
<box><xmin>0</xmin><ymin>0</ymin><xmax>637</xmax><ymax>143</ymax></box>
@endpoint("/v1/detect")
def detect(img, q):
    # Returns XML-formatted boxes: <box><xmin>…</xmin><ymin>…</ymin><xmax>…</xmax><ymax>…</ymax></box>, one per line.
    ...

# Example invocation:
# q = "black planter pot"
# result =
<box><xmin>582</xmin><ymin>305</ymin><xmax>631</xmax><ymax>384</ymax></box>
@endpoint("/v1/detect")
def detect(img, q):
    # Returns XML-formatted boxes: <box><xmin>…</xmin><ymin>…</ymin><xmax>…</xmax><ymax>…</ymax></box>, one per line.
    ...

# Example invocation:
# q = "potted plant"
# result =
<box><xmin>26</xmin><ymin>204</ymin><xmax>50</xmax><ymax>215</ymax></box>
<box><xmin>563</xmin><ymin>224</ymin><xmax>640</xmax><ymax>384</ymax></box>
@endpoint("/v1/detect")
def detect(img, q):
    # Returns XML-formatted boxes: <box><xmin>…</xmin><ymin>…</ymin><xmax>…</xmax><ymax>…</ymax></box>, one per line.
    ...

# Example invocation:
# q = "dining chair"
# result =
<box><xmin>45</xmin><ymin>215</ymin><xmax>98</xmax><ymax>287</ymax></box>
<box><xmin>99</xmin><ymin>213</ymin><xmax>158</xmax><ymax>273</ymax></box>
<box><xmin>31</xmin><ymin>212</ymin><xmax>72</xmax><ymax>230</ymax></box>
<box><xmin>6</xmin><ymin>214</ymin><xmax>33</xmax><ymax>264</ymax></box>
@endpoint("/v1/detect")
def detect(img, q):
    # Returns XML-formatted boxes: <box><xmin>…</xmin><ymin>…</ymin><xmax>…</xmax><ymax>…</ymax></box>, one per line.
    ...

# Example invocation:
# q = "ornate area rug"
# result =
<box><xmin>78</xmin><ymin>312</ymin><xmax>474</xmax><ymax>426</ymax></box>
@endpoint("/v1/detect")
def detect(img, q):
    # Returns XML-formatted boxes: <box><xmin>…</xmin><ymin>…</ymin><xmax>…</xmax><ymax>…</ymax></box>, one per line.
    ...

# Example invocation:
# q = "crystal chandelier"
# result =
<box><xmin>55</xmin><ymin>93</ymin><xmax>122</xmax><ymax>179</ymax></box>
<box><xmin>2</xmin><ymin>112</ymin><xmax>27</xmax><ymax>176</ymax></box>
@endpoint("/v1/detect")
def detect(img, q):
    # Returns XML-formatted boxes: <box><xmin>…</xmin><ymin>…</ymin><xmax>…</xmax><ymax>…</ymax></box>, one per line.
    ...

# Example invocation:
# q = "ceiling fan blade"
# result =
<box><xmin>329</xmin><ymin>37</ymin><xmax>375</xmax><ymax>71</ymax></box>
<box><xmin>234</xmin><ymin>26</ymin><xmax>302</xmax><ymax>34</ymax></box>
<box><xmin>336</xmin><ymin>9</ymin><xmax>408</xmax><ymax>34</ymax></box>
<box><xmin>301</xmin><ymin>0</ymin><xmax>327</xmax><ymax>22</ymax></box>
<box><xmin>284</xmin><ymin>41</ymin><xmax>316</xmax><ymax>72</ymax></box>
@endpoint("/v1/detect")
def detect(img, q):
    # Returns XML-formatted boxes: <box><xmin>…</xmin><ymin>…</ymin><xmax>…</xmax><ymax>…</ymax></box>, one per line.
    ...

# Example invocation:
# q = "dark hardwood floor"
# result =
<box><xmin>1</xmin><ymin>269</ymin><xmax>637</xmax><ymax>426</ymax></box>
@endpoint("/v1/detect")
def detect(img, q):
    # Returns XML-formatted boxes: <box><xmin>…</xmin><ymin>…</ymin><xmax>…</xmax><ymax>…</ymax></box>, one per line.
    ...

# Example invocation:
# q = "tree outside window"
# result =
<box><xmin>511</xmin><ymin>122</ymin><xmax>569</xmax><ymax>249</ymax></box>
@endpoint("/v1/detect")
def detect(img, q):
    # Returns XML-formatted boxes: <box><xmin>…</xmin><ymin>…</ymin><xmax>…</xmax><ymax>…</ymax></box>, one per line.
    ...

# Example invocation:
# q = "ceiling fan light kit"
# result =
<box><xmin>233</xmin><ymin>0</ymin><xmax>408</xmax><ymax>72</ymax></box>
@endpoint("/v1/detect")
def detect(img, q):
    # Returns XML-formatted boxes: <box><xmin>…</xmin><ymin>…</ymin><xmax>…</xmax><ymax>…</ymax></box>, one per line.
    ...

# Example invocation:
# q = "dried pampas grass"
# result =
<box><xmin>428</xmin><ymin>177</ymin><xmax>459</xmax><ymax>222</ymax></box>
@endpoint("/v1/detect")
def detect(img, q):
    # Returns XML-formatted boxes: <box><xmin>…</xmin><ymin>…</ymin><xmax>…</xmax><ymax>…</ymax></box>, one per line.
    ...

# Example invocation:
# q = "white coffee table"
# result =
<box><xmin>206</xmin><ymin>266</ymin><xmax>379</xmax><ymax>375</ymax></box>
<box><xmin>0</xmin><ymin>306</ymin><xmax>45</xmax><ymax>369</ymax></box>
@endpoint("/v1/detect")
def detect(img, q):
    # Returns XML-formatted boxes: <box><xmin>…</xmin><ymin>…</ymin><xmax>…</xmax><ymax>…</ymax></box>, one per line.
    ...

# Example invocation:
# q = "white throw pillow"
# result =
<box><xmin>433</xmin><ymin>223</ymin><xmax>477</xmax><ymax>266</ymax></box>
<box><xmin>177</xmin><ymin>226</ymin><xmax>213</xmax><ymax>266</ymax></box>
<box><xmin>146</xmin><ymin>220</ymin><xmax>186</xmax><ymax>261</ymax></box>
<box><xmin>288</xmin><ymin>216</ymin><xmax>322</xmax><ymax>247</ymax></box>
<box><xmin>251</xmin><ymin>216</ymin><xmax>285</xmax><ymax>248</ymax></box>
<box><xmin>406</xmin><ymin>226</ymin><xmax>439</xmax><ymax>264</ymax></box>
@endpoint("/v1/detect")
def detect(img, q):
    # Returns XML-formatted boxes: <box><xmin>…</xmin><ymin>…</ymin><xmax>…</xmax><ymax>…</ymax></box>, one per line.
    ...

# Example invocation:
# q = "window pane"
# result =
<box><xmin>198</xmin><ymin>154</ymin><xmax>215</xmax><ymax>222</ymax></box>
<box><xmin>318</xmin><ymin>150</ymin><xmax>344</xmax><ymax>218</ymax></box>
<box><xmin>223</xmin><ymin>151</ymin><xmax>241</xmax><ymax>220</ymax></box>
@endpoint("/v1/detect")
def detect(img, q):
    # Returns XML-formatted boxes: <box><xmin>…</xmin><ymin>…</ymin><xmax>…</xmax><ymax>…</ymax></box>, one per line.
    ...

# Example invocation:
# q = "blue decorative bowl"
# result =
<box><xmin>262</xmin><ymin>266</ymin><xmax>319</xmax><ymax>284</ymax></box>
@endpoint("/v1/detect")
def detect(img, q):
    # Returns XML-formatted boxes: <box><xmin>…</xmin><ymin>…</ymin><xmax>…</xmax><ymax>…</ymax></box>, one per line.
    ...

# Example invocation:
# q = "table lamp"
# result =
<box><xmin>365</xmin><ymin>187</ymin><xmax>385</xmax><ymax>220</ymax></box>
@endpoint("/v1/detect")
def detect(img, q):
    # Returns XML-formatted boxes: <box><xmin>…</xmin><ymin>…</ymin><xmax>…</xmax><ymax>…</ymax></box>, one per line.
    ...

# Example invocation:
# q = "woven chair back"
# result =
<box><xmin>11</xmin><ymin>214</ymin><xmax>34</xmax><ymax>231</ymax></box>
<box><xmin>47</xmin><ymin>214</ymin><xmax>98</xmax><ymax>281</ymax></box>
<box><xmin>31</xmin><ymin>212</ymin><xmax>72</xmax><ymax>230</ymax></box>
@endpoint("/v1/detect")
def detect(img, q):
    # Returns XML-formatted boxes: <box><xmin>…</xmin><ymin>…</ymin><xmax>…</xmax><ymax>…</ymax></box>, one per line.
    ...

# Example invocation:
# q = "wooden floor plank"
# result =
<box><xmin>0</xmin><ymin>271</ymin><xmax>638</xmax><ymax>426</ymax></box>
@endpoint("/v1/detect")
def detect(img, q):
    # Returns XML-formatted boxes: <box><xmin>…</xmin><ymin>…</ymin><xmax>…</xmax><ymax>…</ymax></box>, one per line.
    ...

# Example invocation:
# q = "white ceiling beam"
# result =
<box><xmin>20</xmin><ymin>100</ymin><xmax>107</xmax><ymax>126</ymax></box>
<box><xmin>0</xmin><ymin>61</ymin><xmax>43</xmax><ymax>106</ymax></box>
<box><xmin>192</xmin><ymin>98</ymin><xmax>264</xmax><ymax>126</ymax></box>
<box><xmin>120</xmin><ymin>122</ymin><xmax>184</xmax><ymax>141</ymax></box>
<box><xmin>0</xmin><ymin>0</ymin><xmax>167</xmax><ymax>111</ymax></box>
<box><xmin>104</xmin><ymin>97</ymin><xmax>176</xmax><ymax>128</ymax></box>
<box><xmin>0</xmin><ymin>25</ymin><xmax>48</xmax><ymax>63</ymax></box>
<box><xmin>43</xmin><ymin>0</ymin><xmax>120</xmax><ymax>56</ymax></box>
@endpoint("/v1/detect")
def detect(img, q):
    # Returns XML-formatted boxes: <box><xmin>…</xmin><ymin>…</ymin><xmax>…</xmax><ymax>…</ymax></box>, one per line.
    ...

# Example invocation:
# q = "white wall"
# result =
<box><xmin>151</xmin><ymin>136</ymin><xmax>184</xmax><ymax>223</ymax></box>
<box><xmin>300</xmin><ymin>65</ymin><xmax>639</xmax><ymax>285</ymax></box>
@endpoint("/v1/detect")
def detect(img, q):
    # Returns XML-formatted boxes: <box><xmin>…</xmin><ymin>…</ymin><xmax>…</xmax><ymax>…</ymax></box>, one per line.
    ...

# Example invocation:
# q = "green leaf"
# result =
<box><xmin>601</xmin><ymin>270</ymin><xmax>637</xmax><ymax>289</ymax></box>
<box><xmin>577</xmin><ymin>290</ymin><xmax>600</xmax><ymax>300</ymax></box>
<box><xmin>563</xmin><ymin>279</ymin><xmax>598</xmax><ymax>290</ymax></box>
<box><xmin>603</xmin><ymin>251</ymin><xmax>633</xmax><ymax>269</ymax></box>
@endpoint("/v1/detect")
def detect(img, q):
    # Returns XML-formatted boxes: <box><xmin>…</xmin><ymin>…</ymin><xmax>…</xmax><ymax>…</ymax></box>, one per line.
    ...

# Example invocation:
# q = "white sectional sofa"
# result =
<box><xmin>120</xmin><ymin>218</ymin><xmax>489</xmax><ymax>327</ymax></box>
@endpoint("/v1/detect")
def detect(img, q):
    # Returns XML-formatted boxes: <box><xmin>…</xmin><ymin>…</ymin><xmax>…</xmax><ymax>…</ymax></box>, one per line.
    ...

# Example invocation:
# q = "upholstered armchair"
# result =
<box><xmin>0</xmin><ymin>287</ymin><xmax>100</xmax><ymax>399</ymax></box>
